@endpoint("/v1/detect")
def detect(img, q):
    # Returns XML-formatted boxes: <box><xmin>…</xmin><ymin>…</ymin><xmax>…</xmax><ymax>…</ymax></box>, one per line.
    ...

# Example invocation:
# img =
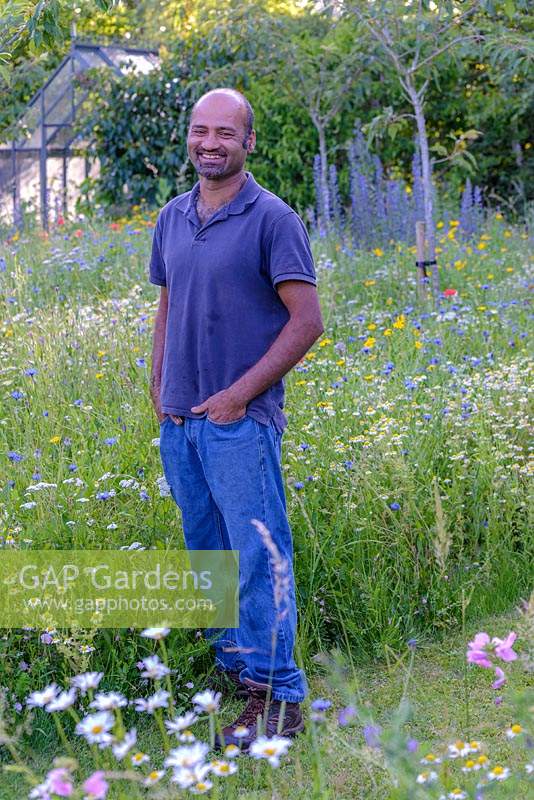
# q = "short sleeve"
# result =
<box><xmin>266</xmin><ymin>211</ymin><xmax>316</xmax><ymax>288</ymax></box>
<box><xmin>149</xmin><ymin>213</ymin><xmax>167</xmax><ymax>287</ymax></box>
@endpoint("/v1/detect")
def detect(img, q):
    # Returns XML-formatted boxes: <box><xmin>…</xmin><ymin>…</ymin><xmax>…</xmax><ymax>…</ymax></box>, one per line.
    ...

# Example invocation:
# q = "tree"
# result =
<box><xmin>345</xmin><ymin>0</ymin><xmax>490</xmax><ymax>298</ymax></box>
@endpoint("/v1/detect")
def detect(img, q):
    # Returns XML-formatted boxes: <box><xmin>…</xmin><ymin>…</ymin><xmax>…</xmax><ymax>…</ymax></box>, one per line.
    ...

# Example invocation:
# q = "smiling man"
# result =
<box><xmin>149</xmin><ymin>88</ymin><xmax>323</xmax><ymax>748</ymax></box>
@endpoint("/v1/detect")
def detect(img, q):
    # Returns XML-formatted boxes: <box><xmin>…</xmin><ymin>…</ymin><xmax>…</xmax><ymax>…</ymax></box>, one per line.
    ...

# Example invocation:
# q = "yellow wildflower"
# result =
<box><xmin>49</xmin><ymin>436</ymin><xmax>61</xmax><ymax>444</ymax></box>
<box><xmin>363</xmin><ymin>337</ymin><xmax>376</xmax><ymax>349</ymax></box>
<box><xmin>372</xmin><ymin>248</ymin><xmax>384</xmax><ymax>257</ymax></box>
<box><xmin>393</xmin><ymin>314</ymin><xmax>406</xmax><ymax>330</ymax></box>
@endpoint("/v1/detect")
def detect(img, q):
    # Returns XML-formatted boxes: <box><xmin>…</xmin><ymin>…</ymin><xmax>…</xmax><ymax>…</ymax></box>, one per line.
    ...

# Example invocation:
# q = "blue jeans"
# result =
<box><xmin>158</xmin><ymin>413</ymin><xmax>307</xmax><ymax>703</ymax></box>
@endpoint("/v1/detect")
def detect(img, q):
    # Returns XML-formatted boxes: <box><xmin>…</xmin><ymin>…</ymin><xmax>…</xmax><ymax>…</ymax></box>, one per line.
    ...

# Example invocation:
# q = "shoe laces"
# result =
<box><xmin>233</xmin><ymin>689</ymin><xmax>266</xmax><ymax>727</ymax></box>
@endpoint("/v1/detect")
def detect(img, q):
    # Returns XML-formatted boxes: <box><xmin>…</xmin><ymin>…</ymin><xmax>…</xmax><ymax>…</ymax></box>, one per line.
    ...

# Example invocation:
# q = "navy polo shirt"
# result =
<box><xmin>149</xmin><ymin>170</ymin><xmax>317</xmax><ymax>432</ymax></box>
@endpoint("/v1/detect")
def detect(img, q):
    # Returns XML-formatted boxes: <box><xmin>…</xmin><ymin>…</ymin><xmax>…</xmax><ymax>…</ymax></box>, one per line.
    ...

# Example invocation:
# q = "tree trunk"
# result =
<box><xmin>317</xmin><ymin>124</ymin><xmax>331</xmax><ymax>228</ymax></box>
<box><xmin>408</xmin><ymin>84</ymin><xmax>439</xmax><ymax>298</ymax></box>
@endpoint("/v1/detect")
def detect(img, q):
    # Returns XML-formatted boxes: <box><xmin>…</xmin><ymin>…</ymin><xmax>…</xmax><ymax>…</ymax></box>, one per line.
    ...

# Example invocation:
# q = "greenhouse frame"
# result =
<box><xmin>0</xmin><ymin>40</ymin><xmax>160</xmax><ymax>231</ymax></box>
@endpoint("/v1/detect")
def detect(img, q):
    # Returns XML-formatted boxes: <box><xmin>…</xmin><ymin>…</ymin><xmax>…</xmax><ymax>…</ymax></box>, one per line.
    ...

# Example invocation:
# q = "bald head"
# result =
<box><xmin>191</xmin><ymin>89</ymin><xmax>255</xmax><ymax>144</ymax></box>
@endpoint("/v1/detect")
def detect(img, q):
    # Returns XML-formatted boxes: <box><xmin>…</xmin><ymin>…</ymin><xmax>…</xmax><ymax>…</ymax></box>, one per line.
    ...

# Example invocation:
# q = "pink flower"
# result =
<box><xmin>492</xmin><ymin>666</ymin><xmax>506</xmax><ymax>690</ymax></box>
<box><xmin>47</xmin><ymin>768</ymin><xmax>73</xmax><ymax>797</ymax></box>
<box><xmin>467</xmin><ymin>632</ymin><xmax>492</xmax><ymax>668</ymax></box>
<box><xmin>492</xmin><ymin>632</ymin><xmax>518</xmax><ymax>663</ymax></box>
<box><xmin>82</xmin><ymin>771</ymin><xmax>109</xmax><ymax>799</ymax></box>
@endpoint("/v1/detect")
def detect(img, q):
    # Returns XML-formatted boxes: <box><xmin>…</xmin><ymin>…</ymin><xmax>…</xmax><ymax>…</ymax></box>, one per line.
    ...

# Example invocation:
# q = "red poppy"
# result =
<box><xmin>57</xmin><ymin>215</ymin><xmax>65</xmax><ymax>225</ymax></box>
<box><xmin>443</xmin><ymin>288</ymin><xmax>457</xmax><ymax>297</ymax></box>
<box><xmin>73</xmin><ymin>229</ymin><xmax>83</xmax><ymax>238</ymax></box>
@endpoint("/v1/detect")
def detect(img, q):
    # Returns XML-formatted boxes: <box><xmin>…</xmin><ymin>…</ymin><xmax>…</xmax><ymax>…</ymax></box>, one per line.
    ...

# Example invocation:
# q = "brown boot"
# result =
<box><xmin>217</xmin><ymin>688</ymin><xmax>304</xmax><ymax>751</ymax></box>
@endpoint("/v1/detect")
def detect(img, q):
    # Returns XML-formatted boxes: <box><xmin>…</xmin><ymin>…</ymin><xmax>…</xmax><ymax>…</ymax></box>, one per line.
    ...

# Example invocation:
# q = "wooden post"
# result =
<box><xmin>415</xmin><ymin>220</ymin><xmax>429</xmax><ymax>301</ymax></box>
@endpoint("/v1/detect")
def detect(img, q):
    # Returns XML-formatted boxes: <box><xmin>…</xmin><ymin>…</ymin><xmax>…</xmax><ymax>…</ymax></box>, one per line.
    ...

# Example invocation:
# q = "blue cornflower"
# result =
<box><xmin>363</xmin><ymin>724</ymin><xmax>382</xmax><ymax>748</ymax></box>
<box><xmin>136</xmin><ymin>358</ymin><xmax>146</xmax><ymax>367</ymax></box>
<box><xmin>299</xmin><ymin>443</ymin><xmax>309</xmax><ymax>451</ymax></box>
<box><xmin>11</xmin><ymin>390</ymin><xmax>24</xmax><ymax>400</ymax></box>
<box><xmin>423</xmin><ymin>413</ymin><xmax>432</xmax><ymax>421</ymax></box>
<box><xmin>389</xmin><ymin>502</ymin><xmax>400</xmax><ymax>511</ymax></box>
<box><xmin>8</xmin><ymin>451</ymin><xmax>24</xmax><ymax>462</ymax></box>
<box><xmin>338</xmin><ymin>705</ymin><xmax>356</xmax><ymax>727</ymax></box>
<box><xmin>407</xmin><ymin>637</ymin><xmax>417</xmax><ymax>650</ymax></box>
<box><xmin>25</xmin><ymin>368</ymin><xmax>38</xmax><ymax>377</ymax></box>
<box><xmin>311</xmin><ymin>698</ymin><xmax>332</xmax><ymax>712</ymax></box>
<box><xmin>68</xmin><ymin>463</ymin><xmax>77</xmax><ymax>472</ymax></box>
<box><xmin>343</xmin><ymin>461</ymin><xmax>354</xmax><ymax>470</ymax></box>
<box><xmin>104</xmin><ymin>437</ymin><xmax>117</xmax><ymax>446</ymax></box>
<box><xmin>74</xmin><ymin>399</ymin><xmax>83</xmax><ymax>407</ymax></box>
<box><xmin>139</xmin><ymin>490</ymin><xmax>150</xmax><ymax>501</ymax></box>
<box><xmin>294</xmin><ymin>482</ymin><xmax>305</xmax><ymax>491</ymax></box>
<box><xmin>96</xmin><ymin>491</ymin><xmax>112</xmax><ymax>501</ymax></box>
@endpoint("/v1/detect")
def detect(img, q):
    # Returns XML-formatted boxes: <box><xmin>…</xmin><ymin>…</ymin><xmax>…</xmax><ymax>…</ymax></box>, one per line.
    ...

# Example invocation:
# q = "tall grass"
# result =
<box><xmin>0</xmin><ymin>210</ymin><xmax>532</xmax><ymax>693</ymax></box>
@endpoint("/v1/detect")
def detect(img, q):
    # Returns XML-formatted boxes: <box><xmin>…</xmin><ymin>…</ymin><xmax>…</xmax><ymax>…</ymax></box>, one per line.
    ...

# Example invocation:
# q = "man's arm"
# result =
<box><xmin>150</xmin><ymin>287</ymin><xmax>168</xmax><ymax>422</ymax></box>
<box><xmin>191</xmin><ymin>280</ymin><xmax>324</xmax><ymax>423</ymax></box>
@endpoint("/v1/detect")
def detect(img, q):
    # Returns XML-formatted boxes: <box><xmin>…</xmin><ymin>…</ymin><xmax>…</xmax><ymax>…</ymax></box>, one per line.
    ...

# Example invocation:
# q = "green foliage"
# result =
<box><xmin>1</xmin><ymin>0</ymin><xmax>533</xmax><ymax>218</ymax></box>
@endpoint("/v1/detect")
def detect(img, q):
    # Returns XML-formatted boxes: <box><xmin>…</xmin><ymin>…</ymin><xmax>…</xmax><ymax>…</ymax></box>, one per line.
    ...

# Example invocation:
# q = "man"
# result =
<box><xmin>149</xmin><ymin>87</ymin><xmax>324</xmax><ymax>748</ymax></box>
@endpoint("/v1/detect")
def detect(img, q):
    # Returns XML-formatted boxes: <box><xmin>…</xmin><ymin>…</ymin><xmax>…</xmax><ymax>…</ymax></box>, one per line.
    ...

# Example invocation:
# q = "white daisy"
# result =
<box><xmin>26</xmin><ymin>683</ymin><xmax>59</xmax><ymax>708</ymax></box>
<box><xmin>488</xmin><ymin>765</ymin><xmax>510</xmax><ymax>781</ymax></box>
<box><xmin>140</xmin><ymin>655</ymin><xmax>170</xmax><ymax>680</ymax></box>
<box><xmin>191</xmin><ymin>689</ymin><xmax>221</xmax><ymax>714</ymax></box>
<box><xmin>171</xmin><ymin>764</ymin><xmax>211</xmax><ymax>791</ymax></box>
<box><xmin>112</xmin><ymin>728</ymin><xmax>137</xmax><ymax>760</ymax></box>
<box><xmin>416</xmin><ymin>770</ymin><xmax>438</xmax><ymax>784</ymax></box>
<box><xmin>70</xmin><ymin>671</ymin><xmax>104</xmax><ymax>694</ymax></box>
<box><xmin>249</xmin><ymin>735</ymin><xmax>292</xmax><ymax>768</ymax></box>
<box><xmin>45</xmin><ymin>688</ymin><xmax>77</xmax><ymax>712</ymax></box>
<box><xmin>420</xmin><ymin>752</ymin><xmax>442</xmax><ymax>765</ymax></box>
<box><xmin>506</xmin><ymin>723</ymin><xmax>523</xmax><ymax>738</ymax></box>
<box><xmin>131</xmin><ymin>751</ymin><xmax>150</xmax><ymax>767</ymax></box>
<box><xmin>165</xmin><ymin>711</ymin><xmax>198</xmax><ymax>734</ymax></box>
<box><xmin>143</xmin><ymin>769</ymin><xmax>165</xmax><ymax>786</ymax></box>
<box><xmin>448</xmin><ymin>791</ymin><xmax>467</xmax><ymax>799</ymax></box>
<box><xmin>90</xmin><ymin>691</ymin><xmax>128</xmax><ymax>710</ymax></box>
<box><xmin>448</xmin><ymin>740</ymin><xmax>473</xmax><ymax>759</ymax></box>
<box><xmin>134</xmin><ymin>689</ymin><xmax>170</xmax><ymax>714</ymax></box>
<box><xmin>210</xmin><ymin>759</ymin><xmax>238</xmax><ymax>777</ymax></box>
<box><xmin>140</xmin><ymin>627</ymin><xmax>170</xmax><ymax>640</ymax></box>
<box><xmin>164</xmin><ymin>742</ymin><xmax>210</xmax><ymax>770</ymax></box>
<box><xmin>75</xmin><ymin>711</ymin><xmax>114</xmax><ymax>744</ymax></box>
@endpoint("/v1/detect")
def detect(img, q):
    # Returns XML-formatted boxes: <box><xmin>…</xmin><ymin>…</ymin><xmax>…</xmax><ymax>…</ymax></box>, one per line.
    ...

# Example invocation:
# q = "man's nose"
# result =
<box><xmin>203</xmin><ymin>131</ymin><xmax>220</xmax><ymax>150</ymax></box>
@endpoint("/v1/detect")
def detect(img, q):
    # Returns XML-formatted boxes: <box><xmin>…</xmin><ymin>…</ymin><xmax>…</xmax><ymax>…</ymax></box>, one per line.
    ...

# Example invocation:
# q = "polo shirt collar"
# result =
<box><xmin>182</xmin><ymin>171</ymin><xmax>261</xmax><ymax>222</ymax></box>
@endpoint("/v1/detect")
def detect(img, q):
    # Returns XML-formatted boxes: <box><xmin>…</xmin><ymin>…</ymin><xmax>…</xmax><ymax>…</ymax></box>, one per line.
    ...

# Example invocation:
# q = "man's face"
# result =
<box><xmin>187</xmin><ymin>93</ymin><xmax>255</xmax><ymax>180</ymax></box>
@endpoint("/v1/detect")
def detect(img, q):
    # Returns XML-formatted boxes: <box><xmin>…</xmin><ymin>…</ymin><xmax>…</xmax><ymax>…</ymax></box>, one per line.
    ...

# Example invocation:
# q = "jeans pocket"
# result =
<box><xmin>207</xmin><ymin>414</ymin><xmax>248</xmax><ymax>427</ymax></box>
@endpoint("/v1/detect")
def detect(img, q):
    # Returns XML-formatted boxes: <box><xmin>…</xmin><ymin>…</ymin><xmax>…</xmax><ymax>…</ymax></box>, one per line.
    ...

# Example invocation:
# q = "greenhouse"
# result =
<box><xmin>0</xmin><ymin>40</ymin><xmax>160</xmax><ymax>230</ymax></box>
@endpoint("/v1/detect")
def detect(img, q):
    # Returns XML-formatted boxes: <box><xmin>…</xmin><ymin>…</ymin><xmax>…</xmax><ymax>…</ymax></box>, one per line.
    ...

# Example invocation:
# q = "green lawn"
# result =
<box><xmin>1</xmin><ymin>605</ymin><xmax>532</xmax><ymax>799</ymax></box>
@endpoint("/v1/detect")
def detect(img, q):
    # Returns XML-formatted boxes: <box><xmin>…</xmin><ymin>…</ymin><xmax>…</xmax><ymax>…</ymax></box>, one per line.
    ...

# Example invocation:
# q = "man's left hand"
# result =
<box><xmin>191</xmin><ymin>389</ymin><xmax>247</xmax><ymax>423</ymax></box>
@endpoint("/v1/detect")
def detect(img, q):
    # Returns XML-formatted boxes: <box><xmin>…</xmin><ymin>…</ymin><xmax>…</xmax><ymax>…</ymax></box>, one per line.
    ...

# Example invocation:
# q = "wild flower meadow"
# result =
<box><xmin>0</xmin><ymin>205</ymin><xmax>532</xmax><ymax>797</ymax></box>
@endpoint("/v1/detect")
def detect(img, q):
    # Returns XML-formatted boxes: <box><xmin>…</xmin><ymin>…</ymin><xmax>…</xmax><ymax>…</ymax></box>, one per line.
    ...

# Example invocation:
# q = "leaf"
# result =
<box><xmin>462</xmin><ymin>129</ymin><xmax>483</xmax><ymax>141</ymax></box>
